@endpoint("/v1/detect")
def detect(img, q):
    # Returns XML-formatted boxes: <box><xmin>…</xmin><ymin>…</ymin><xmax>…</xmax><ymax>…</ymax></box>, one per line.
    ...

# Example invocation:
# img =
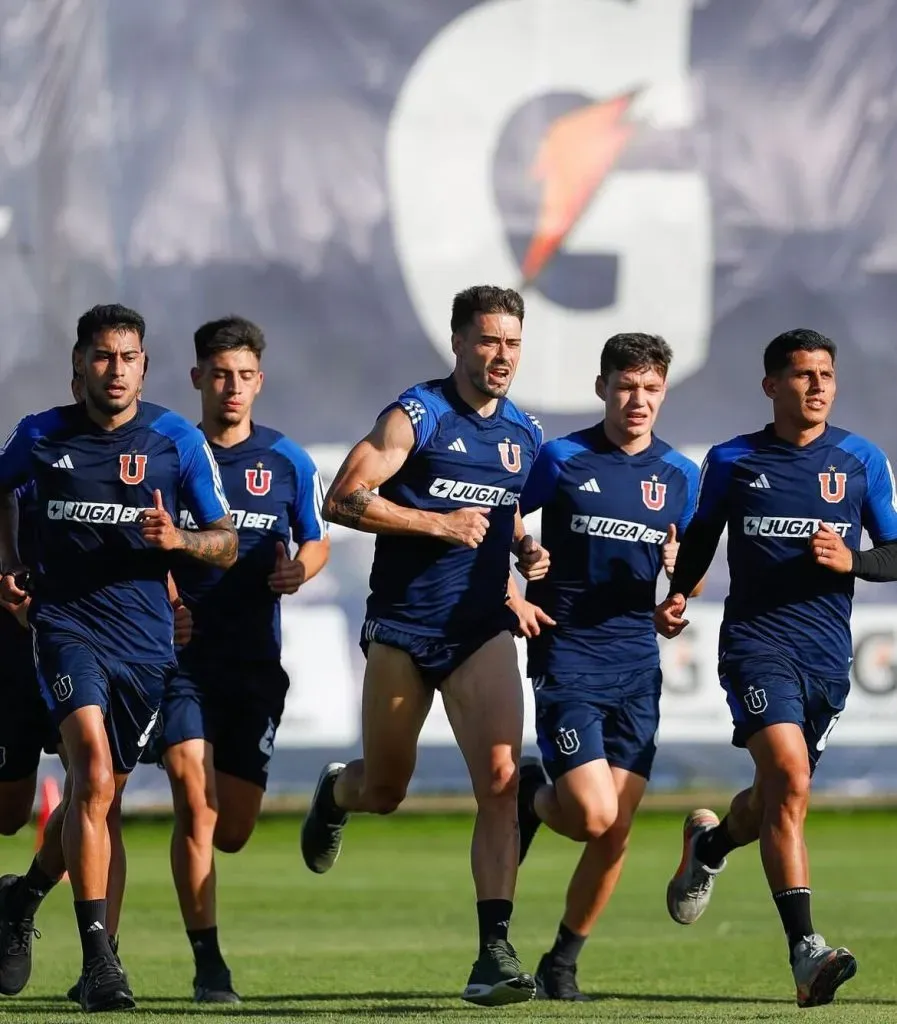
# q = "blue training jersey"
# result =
<box><xmin>521</xmin><ymin>424</ymin><xmax>699</xmax><ymax>677</ymax></box>
<box><xmin>366</xmin><ymin>377</ymin><xmax>542</xmax><ymax>635</ymax></box>
<box><xmin>172</xmin><ymin>423</ymin><xmax>326</xmax><ymax>660</ymax></box>
<box><xmin>695</xmin><ymin>424</ymin><xmax>897</xmax><ymax>675</ymax></box>
<box><xmin>0</xmin><ymin>402</ymin><xmax>230</xmax><ymax>663</ymax></box>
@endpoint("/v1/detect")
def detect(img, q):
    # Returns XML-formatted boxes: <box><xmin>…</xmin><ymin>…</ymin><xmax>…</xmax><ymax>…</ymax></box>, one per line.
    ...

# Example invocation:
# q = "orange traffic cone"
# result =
<box><xmin>36</xmin><ymin>776</ymin><xmax>68</xmax><ymax>883</ymax></box>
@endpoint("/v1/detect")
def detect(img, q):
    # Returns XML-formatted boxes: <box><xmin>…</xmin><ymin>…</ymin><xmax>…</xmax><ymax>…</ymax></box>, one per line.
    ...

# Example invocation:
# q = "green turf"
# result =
<box><xmin>0</xmin><ymin>810</ymin><xmax>894</xmax><ymax>1022</ymax></box>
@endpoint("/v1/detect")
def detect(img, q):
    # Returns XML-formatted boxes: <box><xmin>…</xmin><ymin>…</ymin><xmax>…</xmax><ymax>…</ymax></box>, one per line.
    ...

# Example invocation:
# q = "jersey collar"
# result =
<box><xmin>590</xmin><ymin>421</ymin><xmax>659</xmax><ymax>463</ymax></box>
<box><xmin>442</xmin><ymin>375</ymin><xmax>506</xmax><ymax>426</ymax></box>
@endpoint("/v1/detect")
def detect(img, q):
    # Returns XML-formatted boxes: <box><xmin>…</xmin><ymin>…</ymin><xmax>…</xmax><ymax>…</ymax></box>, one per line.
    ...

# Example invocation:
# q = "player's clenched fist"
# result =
<box><xmin>810</xmin><ymin>521</ymin><xmax>853</xmax><ymax>574</ymax></box>
<box><xmin>662</xmin><ymin>523</ymin><xmax>679</xmax><ymax>579</ymax></box>
<box><xmin>440</xmin><ymin>506</ymin><xmax>491</xmax><ymax>548</ymax></box>
<box><xmin>141</xmin><ymin>489</ymin><xmax>181</xmax><ymax>550</ymax></box>
<box><xmin>516</xmin><ymin>534</ymin><xmax>550</xmax><ymax>581</ymax></box>
<box><xmin>654</xmin><ymin>592</ymin><xmax>689</xmax><ymax>638</ymax></box>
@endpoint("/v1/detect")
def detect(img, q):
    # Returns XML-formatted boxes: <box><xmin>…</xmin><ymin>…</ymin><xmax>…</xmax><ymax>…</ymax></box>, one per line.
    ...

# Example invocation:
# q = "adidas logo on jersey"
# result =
<box><xmin>748</xmin><ymin>474</ymin><xmax>770</xmax><ymax>489</ymax></box>
<box><xmin>578</xmin><ymin>478</ymin><xmax>600</xmax><ymax>493</ymax></box>
<box><xmin>447</xmin><ymin>438</ymin><xmax>467</xmax><ymax>453</ymax></box>
<box><xmin>51</xmin><ymin>455</ymin><xmax>74</xmax><ymax>469</ymax></box>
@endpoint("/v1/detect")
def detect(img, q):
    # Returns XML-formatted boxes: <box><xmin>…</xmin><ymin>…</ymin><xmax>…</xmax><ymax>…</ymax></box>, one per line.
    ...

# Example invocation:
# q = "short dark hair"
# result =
<box><xmin>194</xmin><ymin>316</ymin><xmax>266</xmax><ymax>362</ymax></box>
<box><xmin>763</xmin><ymin>329</ymin><xmax>837</xmax><ymax>376</ymax></box>
<box><xmin>450</xmin><ymin>285</ymin><xmax>524</xmax><ymax>334</ymax></box>
<box><xmin>75</xmin><ymin>304</ymin><xmax>145</xmax><ymax>351</ymax></box>
<box><xmin>599</xmin><ymin>333</ymin><xmax>673</xmax><ymax>379</ymax></box>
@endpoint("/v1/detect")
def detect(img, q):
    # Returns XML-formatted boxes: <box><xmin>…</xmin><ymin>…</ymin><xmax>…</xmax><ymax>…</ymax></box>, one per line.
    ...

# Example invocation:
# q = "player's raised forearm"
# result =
<box><xmin>175</xmin><ymin>517</ymin><xmax>238</xmax><ymax>568</ymax></box>
<box><xmin>668</xmin><ymin>519</ymin><xmax>722</xmax><ymax>599</ymax></box>
<box><xmin>324</xmin><ymin>484</ymin><xmax>445</xmax><ymax>537</ymax></box>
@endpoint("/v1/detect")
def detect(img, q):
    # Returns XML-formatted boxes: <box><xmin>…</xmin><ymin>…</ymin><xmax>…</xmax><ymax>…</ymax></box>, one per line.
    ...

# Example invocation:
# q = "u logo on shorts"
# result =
<box><xmin>556</xmin><ymin>727</ymin><xmax>580</xmax><ymax>755</ymax></box>
<box><xmin>744</xmin><ymin>685</ymin><xmax>767</xmax><ymax>714</ymax></box>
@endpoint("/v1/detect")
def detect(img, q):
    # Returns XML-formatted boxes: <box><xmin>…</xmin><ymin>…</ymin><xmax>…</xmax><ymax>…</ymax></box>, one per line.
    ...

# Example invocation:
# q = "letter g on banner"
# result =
<box><xmin>387</xmin><ymin>0</ymin><xmax>712</xmax><ymax>413</ymax></box>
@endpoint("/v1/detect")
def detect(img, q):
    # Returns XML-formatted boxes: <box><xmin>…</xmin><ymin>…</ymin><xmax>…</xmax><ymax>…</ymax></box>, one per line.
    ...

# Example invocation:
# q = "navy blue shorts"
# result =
<box><xmin>719</xmin><ymin>648</ymin><xmax>849</xmax><ymax>774</ymax></box>
<box><xmin>533</xmin><ymin>667</ymin><xmax>662</xmax><ymax>782</ymax></box>
<box><xmin>33</xmin><ymin>633</ymin><xmax>173</xmax><ymax>775</ymax></box>
<box><xmin>154</xmin><ymin>654</ymin><xmax>290</xmax><ymax>790</ymax></box>
<box><xmin>359</xmin><ymin>610</ymin><xmax>517</xmax><ymax>689</ymax></box>
<box><xmin>0</xmin><ymin>654</ymin><xmax>59</xmax><ymax>783</ymax></box>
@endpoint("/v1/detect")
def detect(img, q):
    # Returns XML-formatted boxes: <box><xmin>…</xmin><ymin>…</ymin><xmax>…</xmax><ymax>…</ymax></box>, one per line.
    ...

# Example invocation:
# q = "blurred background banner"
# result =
<box><xmin>3</xmin><ymin>0</ymin><xmax>897</xmax><ymax>798</ymax></box>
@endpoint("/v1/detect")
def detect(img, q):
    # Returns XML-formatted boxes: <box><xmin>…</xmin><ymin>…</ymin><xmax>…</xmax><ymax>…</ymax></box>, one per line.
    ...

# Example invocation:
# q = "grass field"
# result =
<box><xmin>0</xmin><ymin>810</ymin><xmax>895</xmax><ymax>1022</ymax></box>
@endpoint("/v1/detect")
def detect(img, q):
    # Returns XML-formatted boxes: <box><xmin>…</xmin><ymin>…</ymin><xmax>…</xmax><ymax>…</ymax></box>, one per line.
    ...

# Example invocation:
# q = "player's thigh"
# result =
<box><xmin>746</xmin><ymin>723</ymin><xmax>812</xmax><ymax>805</ymax></box>
<box><xmin>213</xmin><ymin>771</ymin><xmax>264</xmax><ymax>853</ymax></box>
<box><xmin>554</xmin><ymin>758</ymin><xmax>618</xmax><ymax>839</ymax></box>
<box><xmin>441</xmin><ymin>631</ymin><xmax>522</xmax><ymax>800</ymax></box>
<box><xmin>360</xmin><ymin>640</ymin><xmax>434</xmax><ymax>790</ymax></box>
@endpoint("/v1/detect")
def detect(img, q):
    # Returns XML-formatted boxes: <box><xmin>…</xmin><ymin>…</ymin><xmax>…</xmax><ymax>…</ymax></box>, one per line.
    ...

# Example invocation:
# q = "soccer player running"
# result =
<box><xmin>153</xmin><ymin>317</ymin><xmax>329</xmax><ymax>1003</ymax></box>
<box><xmin>0</xmin><ymin>304</ymin><xmax>236</xmax><ymax>1012</ymax></box>
<box><xmin>301</xmin><ymin>285</ymin><xmax>549</xmax><ymax>1006</ymax></box>
<box><xmin>512</xmin><ymin>333</ymin><xmax>699</xmax><ymax>1000</ymax></box>
<box><xmin>656</xmin><ymin>329</ymin><xmax>897</xmax><ymax>1008</ymax></box>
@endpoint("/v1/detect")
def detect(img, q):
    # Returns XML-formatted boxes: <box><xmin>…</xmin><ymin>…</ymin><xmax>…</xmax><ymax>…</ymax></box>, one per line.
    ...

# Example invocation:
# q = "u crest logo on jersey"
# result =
<box><xmin>246</xmin><ymin>465</ymin><xmax>272</xmax><ymax>496</ymax></box>
<box><xmin>819</xmin><ymin>468</ymin><xmax>847</xmax><ymax>504</ymax></box>
<box><xmin>497</xmin><ymin>439</ymin><xmax>522</xmax><ymax>473</ymax></box>
<box><xmin>119</xmin><ymin>453</ymin><xmax>147</xmax><ymax>485</ymax></box>
<box><xmin>641</xmin><ymin>476</ymin><xmax>667</xmax><ymax>511</ymax></box>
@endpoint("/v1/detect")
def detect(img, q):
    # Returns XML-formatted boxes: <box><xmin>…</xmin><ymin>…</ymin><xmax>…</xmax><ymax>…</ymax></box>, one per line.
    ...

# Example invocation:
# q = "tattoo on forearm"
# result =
<box><xmin>330</xmin><ymin>487</ymin><xmax>374</xmax><ymax>528</ymax></box>
<box><xmin>177</xmin><ymin>521</ymin><xmax>237</xmax><ymax>567</ymax></box>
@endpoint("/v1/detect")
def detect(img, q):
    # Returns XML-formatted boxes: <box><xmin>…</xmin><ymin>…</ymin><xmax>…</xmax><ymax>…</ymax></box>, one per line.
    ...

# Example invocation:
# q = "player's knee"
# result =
<box><xmin>762</xmin><ymin>763</ymin><xmax>811</xmax><ymax>819</ymax></box>
<box><xmin>213</xmin><ymin>820</ymin><xmax>253</xmax><ymax>854</ymax></box>
<box><xmin>598</xmin><ymin>816</ymin><xmax>633</xmax><ymax>858</ymax></box>
<box><xmin>365</xmin><ymin>782</ymin><xmax>407</xmax><ymax>815</ymax></box>
<box><xmin>71</xmin><ymin>759</ymin><xmax>115</xmax><ymax>810</ymax></box>
<box><xmin>473</xmin><ymin>759</ymin><xmax>518</xmax><ymax>807</ymax></box>
<box><xmin>575</xmin><ymin>798</ymin><xmax>617</xmax><ymax>842</ymax></box>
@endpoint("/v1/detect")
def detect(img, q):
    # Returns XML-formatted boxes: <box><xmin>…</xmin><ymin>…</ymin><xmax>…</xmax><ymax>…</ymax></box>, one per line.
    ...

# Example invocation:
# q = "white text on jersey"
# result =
<box><xmin>742</xmin><ymin>516</ymin><xmax>851</xmax><ymax>538</ymax></box>
<box><xmin>46</xmin><ymin>500</ymin><xmax>148</xmax><ymax>524</ymax></box>
<box><xmin>179</xmin><ymin>509</ymin><xmax>279</xmax><ymax>531</ymax></box>
<box><xmin>428</xmin><ymin>478</ymin><xmax>519</xmax><ymax>507</ymax></box>
<box><xmin>570</xmin><ymin>514</ymin><xmax>666</xmax><ymax>544</ymax></box>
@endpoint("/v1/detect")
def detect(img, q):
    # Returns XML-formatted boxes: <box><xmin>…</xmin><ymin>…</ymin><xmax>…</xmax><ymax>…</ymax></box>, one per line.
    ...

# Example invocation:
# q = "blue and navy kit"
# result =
<box><xmin>364</xmin><ymin>377</ymin><xmax>541</xmax><ymax>654</ymax></box>
<box><xmin>520</xmin><ymin>423</ymin><xmax>698</xmax><ymax>780</ymax></box>
<box><xmin>0</xmin><ymin>401</ymin><xmax>230</xmax><ymax>771</ymax></box>
<box><xmin>172</xmin><ymin>423</ymin><xmax>326</xmax><ymax>660</ymax></box>
<box><xmin>0</xmin><ymin>401</ymin><xmax>230</xmax><ymax>663</ymax></box>
<box><xmin>159</xmin><ymin>424</ymin><xmax>325</xmax><ymax>787</ymax></box>
<box><xmin>521</xmin><ymin>424</ymin><xmax>699</xmax><ymax>678</ymax></box>
<box><xmin>690</xmin><ymin>424</ymin><xmax>897</xmax><ymax>764</ymax></box>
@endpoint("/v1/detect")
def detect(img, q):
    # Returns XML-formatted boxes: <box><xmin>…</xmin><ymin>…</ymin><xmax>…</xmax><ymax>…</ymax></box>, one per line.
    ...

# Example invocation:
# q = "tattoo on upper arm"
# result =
<box><xmin>330</xmin><ymin>487</ymin><xmax>374</xmax><ymax>528</ymax></box>
<box><xmin>178</xmin><ymin>514</ymin><xmax>237</xmax><ymax>567</ymax></box>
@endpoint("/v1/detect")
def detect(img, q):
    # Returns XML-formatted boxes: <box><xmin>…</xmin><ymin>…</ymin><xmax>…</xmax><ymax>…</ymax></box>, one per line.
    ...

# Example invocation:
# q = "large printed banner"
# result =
<box><xmin>5</xmin><ymin>1</ymin><xmax>897</xmax><ymax>790</ymax></box>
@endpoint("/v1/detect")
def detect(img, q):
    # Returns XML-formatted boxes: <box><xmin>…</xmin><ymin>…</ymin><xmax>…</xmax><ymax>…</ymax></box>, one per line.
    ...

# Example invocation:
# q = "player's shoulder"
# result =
<box><xmin>654</xmin><ymin>437</ymin><xmax>700</xmax><ymax>482</ymax></box>
<box><xmin>706</xmin><ymin>429</ymin><xmax>766</xmax><ymax>467</ymax></box>
<box><xmin>828</xmin><ymin>426</ymin><xmax>890</xmax><ymax>469</ymax></box>
<box><xmin>259</xmin><ymin>424</ymin><xmax>317</xmax><ymax>478</ymax></box>
<box><xmin>1</xmin><ymin>405</ymin><xmax>80</xmax><ymax>454</ymax></box>
<box><xmin>501</xmin><ymin>398</ymin><xmax>542</xmax><ymax>448</ymax></box>
<box><xmin>144</xmin><ymin>403</ymin><xmax>205</xmax><ymax>450</ymax></box>
<box><xmin>538</xmin><ymin>428</ymin><xmax>594</xmax><ymax>467</ymax></box>
<box><xmin>392</xmin><ymin>378</ymin><xmax>454</xmax><ymax>424</ymax></box>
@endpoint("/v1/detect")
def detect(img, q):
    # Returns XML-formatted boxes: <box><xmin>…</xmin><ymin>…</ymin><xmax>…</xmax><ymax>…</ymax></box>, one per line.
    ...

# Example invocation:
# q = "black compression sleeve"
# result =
<box><xmin>851</xmin><ymin>540</ymin><xmax>897</xmax><ymax>582</ymax></box>
<box><xmin>668</xmin><ymin>517</ymin><xmax>723</xmax><ymax>598</ymax></box>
